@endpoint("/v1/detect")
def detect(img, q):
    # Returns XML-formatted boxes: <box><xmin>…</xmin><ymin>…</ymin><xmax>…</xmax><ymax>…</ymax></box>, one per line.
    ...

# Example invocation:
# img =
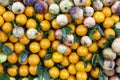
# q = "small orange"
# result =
<box><xmin>36</xmin><ymin>13</ymin><xmax>44</xmax><ymax>22</ymax></box>
<box><xmin>52</xmin><ymin>40</ymin><xmax>60</xmax><ymax>51</ymax></box>
<box><xmin>0</xmin><ymin>16</ymin><xmax>4</xmax><ymax>26</ymax></box>
<box><xmin>40</xmin><ymin>38</ymin><xmax>50</xmax><ymax>49</ymax></box>
<box><xmin>0</xmin><ymin>64</ymin><xmax>4</xmax><ymax>74</ymax></box>
<box><xmin>68</xmin><ymin>64</ymin><xmax>77</xmax><ymax>75</ymax></box>
<box><xmin>90</xmin><ymin>67</ymin><xmax>99</xmax><ymax>78</ymax></box>
<box><xmin>85</xmin><ymin>63</ymin><xmax>92</xmax><ymax>72</ymax></box>
<box><xmin>25</xmin><ymin>6</ymin><xmax>34</xmax><ymax>17</ymax></box>
<box><xmin>19</xmin><ymin>65</ymin><xmax>29</xmax><ymax>77</ymax></box>
<box><xmin>77</xmin><ymin>46</ymin><xmax>88</xmax><ymax>57</ymax></box>
<box><xmin>102</xmin><ymin>7</ymin><xmax>112</xmax><ymax>17</ymax></box>
<box><xmin>85</xmin><ymin>53</ymin><xmax>93</xmax><ymax>61</ymax></box>
<box><xmin>93</xmin><ymin>12</ymin><xmax>105</xmax><ymax>23</ymax></box>
<box><xmin>75</xmin><ymin>61</ymin><xmax>85</xmax><ymax>71</ymax></box>
<box><xmin>52</xmin><ymin>19</ymin><xmax>60</xmax><ymax>29</ymax></box>
<box><xmin>29</xmin><ymin>42</ymin><xmax>40</xmax><ymax>53</ymax></box>
<box><xmin>60</xmin><ymin>69</ymin><xmax>69</xmax><ymax>79</ymax></box>
<box><xmin>63</xmin><ymin>47</ymin><xmax>72</xmax><ymax>56</ymax></box>
<box><xmin>93</xmin><ymin>30</ymin><xmax>101</xmax><ymax>40</ymax></box>
<box><xmin>76</xmin><ymin>71</ymin><xmax>87</xmax><ymax>80</ymax></box>
<box><xmin>19</xmin><ymin>35</ymin><xmax>30</xmax><ymax>45</ymax></box>
<box><xmin>68</xmin><ymin>23</ymin><xmax>75</xmax><ymax>33</ymax></box>
<box><xmin>7</xmin><ymin>52</ymin><xmax>18</xmax><ymax>64</ymax></box>
<box><xmin>68</xmin><ymin>52</ymin><xmax>79</xmax><ymax>64</ymax></box>
<box><xmin>70</xmin><ymin>42</ymin><xmax>79</xmax><ymax>50</ymax></box>
<box><xmin>98</xmin><ymin>37</ymin><xmax>107</xmax><ymax>48</ymax></box>
<box><xmin>35</xmin><ymin>31</ymin><xmax>43</xmax><ymax>41</ymax></box>
<box><xmin>75</xmin><ymin>17</ymin><xmax>84</xmax><ymax>24</ymax></box>
<box><xmin>67</xmin><ymin>75</ymin><xmax>76</xmax><ymax>80</ymax></box>
<box><xmin>44</xmin><ymin>59</ymin><xmax>54</xmax><ymax>68</ymax></box>
<box><xmin>49</xmin><ymin>67</ymin><xmax>59</xmax><ymax>78</ymax></box>
<box><xmin>0</xmin><ymin>31</ymin><xmax>8</xmax><ymax>42</ymax></box>
<box><xmin>0</xmin><ymin>5</ymin><xmax>6</xmax><ymax>15</ymax></box>
<box><xmin>111</xmin><ymin>15</ymin><xmax>120</xmax><ymax>23</ymax></box>
<box><xmin>15</xmin><ymin>42</ymin><xmax>25</xmax><ymax>54</ymax></box>
<box><xmin>48</xmin><ymin>30</ymin><xmax>55</xmax><ymax>41</ymax></box>
<box><xmin>38</xmin><ymin>49</ymin><xmax>47</xmax><ymax>58</ymax></box>
<box><xmin>45</xmin><ymin>12</ymin><xmax>51</xmax><ymax>21</ymax></box>
<box><xmin>61</xmin><ymin>56</ymin><xmax>69</xmax><ymax>66</ymax></box>
<box><xmin>7</xmin><ymin>65</ymin><xmax>18</xmax><ymax>76</ymax></box>
<box><xmin>104</xmin><ymin>28</ymin><xmax>115</xmax><ymax>39</ymax></box>
<box><xmin>29</xmin><ymin>65</ymin><xmax>37</xmax><ymax>76</ymax></box>
<box><xmin>28</xmin><ymin>54</ymin><xmax>40</xmax><ymax>65</ymax></box>
<box><xmin>9</xmin><ymin>35</ymin><xmax>18</xmax><ymax>43</ymax></box>
<box><xmin>3</xmin><ymin>11</ymin><xmax>15</xmax><ymax>22</ymax></box>
<box><xmin>85</xmin><ymin>0</ymin><xmax>91</xmax><ymax>6</ymax></box>
<box><xmin>18</xmin><ymin>57</ymin><xmax>28</xmax><ymax>65</ymax></box>
<box><xmin>76</xmin><ymin>25</ymin><xmax>88</xmax><ymax>36</ymax></box>
<box><xmin>2</xmin><ymin>22</ymin><xmax>13</xmax><ymax>33</ymax></box>
<box><xmin>88</xmin><ymin>42</ymin><xmax>98</xmax><ymax>52</ymax></box>
<box><xmin>4</xmin><ymin>42</ymin><xmax>14</xmax><ymax>51</ymax></box>
<box><xmin>40</xmin><ymin>20</ymin><xmax>50</xmax><ymax>31</ymax></box>
<box><xmin>16</xmin><ymin>14</ymin><xmax>27</xmax><ymax>25</ymax></box>
<box><xmin>52</xmin><ymin>52</ymin><xmax>63</xmax><ymax>63</ymax></box>
<box><xmin>103</xmin><ymin>17</ymin><xmax>114</xmax><ymax>28</ymax></box>
<box><xmin>26</xmin><ymin>18</ymin><xmax>37</xmax><ymax>28</ymax></box>
<box><xmin>65</xmin><ymin>14</ymin><xmax>72</xmax><ymax>23</ymax></box>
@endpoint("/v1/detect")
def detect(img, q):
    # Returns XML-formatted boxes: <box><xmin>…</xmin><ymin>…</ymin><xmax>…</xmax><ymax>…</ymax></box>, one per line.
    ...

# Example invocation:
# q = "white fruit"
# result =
<box><xmin>26</xmin><ymin>28</ymin><xmax>38</xmax><ymax>39</ymax></box>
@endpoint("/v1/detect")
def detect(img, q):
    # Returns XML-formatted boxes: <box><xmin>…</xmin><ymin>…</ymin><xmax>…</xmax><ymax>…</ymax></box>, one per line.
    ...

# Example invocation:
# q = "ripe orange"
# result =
<box><xmin>93</xmin><ymin>12</ymin><xmax>105</xmax><ymax>23</ymax></box>
<box><xmin>48</xmin><ymin>30</ymin><xmax>55</xmax><ymax>41</ymax></box>
<box><xmin>75</xmin><ymin>17</ymin><xmax>84</xmax><ymax>24</ymax></box>
<box><xmin>7</xmin><ymin>52</ymin><xmax>18</xmax><ymax>64</ymax></box>
<box><xmin>35</xmin><ymin>31</ymin><xmax>43</xmax><ymax>41</ymax></box>
<box><xmin>2</xmin><ymin>22</ymin><xmax>13</xmax><ymax>33</ymax></box>
<box><xmin>40</xmin><ymin>39</ymin><xmax>50</xmax><ymax>49</ymax></box>
<box><xmin>3</xmin><ymin>11</ymin><xmax>15</xmax><ymax>22</ymax></box>
<box><xmin>29</xmin><ymin>65</ymin><xmax>37</xmax><ymax>76</ymax></box>
<box><xmin>52</xmin><ymin>52</ymin><xmax>63</xmax><ymax>63</ymax></box>
<box><xmin>60</xmin><ymin>69</ymin><xmax>69</xmax><ymax>79</ymax></box>
<box><xmin>52</xmin><ymin>19</ymin><xmax>60</xmax><ymax>29</ymax></box>
<box><xmin>49</xmin><ymin>67</ymin><xmax>59</xmax><ymax>78</ymax></box>
<box><xmin>77</xmin><ymin>46</ymin><xmax>88</xmax><ymax>57</ymax></box>
<box><xmin>68</xmin><ymin>23</ymin><xmax>75</xmax><ymax>34</ymax></box>
<box><xmin>76</xmin><ymin>25</ymin><xmax>88</xmax><ymax>36</ymax></box>
<box><xmin>26</xmin><ymin>18</ymin><xmax>37</xmax><ymax>28</ymax></box>
<box><xmin>0</xmin><ymin>64</ymin><xmax>4</xmax><ymax>74</ymax></box>
<box><xmin>44</xmin><ymin>59</ymin><xmax>54</xmax><ymax>68</ymax></box>
<box><xmin>90</xmin><ymin>67</ymin><xmax>99</xmax><ymax>78</ymax></box>
<box><xmin>68</xmin><ymin>64</ymin><xmax>77</xmax><ymax>75</ymax></box>
<box><xmin>7</xmin><ymin>65</ymin><xmax>18</xmax><ymax>76</ymax></box>
<box><xmin>0</xmin><ymin>31</ymin><xmax>8</xmax><ymax>42</ymax></box>
<box><xmin>76</xmin><ymin>71</ymin><xmax>87</xmax><ymax>80</ymax></box>
<box><xmin>93</xmin><ymin>30</ymin><xmax>101</xmax><ymax>40</ymax></box>
<box><xmin>75</xmin><ymin>61</ymin><xmax>85</xmax><ymax>72</ymax></box>
<box><xmin>68</xmin><ymin>52</ymin><xmax>79</xmax><ymax>64</ymax></box>
<box><xmin>19</xmin><ymin>65</ymin><xmax>29</xmax><ymax>77</ymax></box>
<box><xmin>67</xmin><ymin>75</ymin><xmax>76</xmax><ymax>80</ymax></box>
<box><xmin>52</xmin><ymin>40</ymin><xmax>60</xmax><ymax>51</ymax></box>
<box><xmin>19</xmin><ymin>35</ymin><xmax>30</xmax><ymax>45</ymax></box>
<box><xmin>36</xmin><ymin>13</ymin><xmax>44</xmax><ymax>22</ymax></box>
<box><xmin>38</xmin><ymin>49</ymin><xmax>47</xmax><ymax>58</ymax></box>
<box><xmin>111</xmin><ymin>15</ymin><xmax>119</xmax><ymax>23</ymax></box>
<box><xmin>40</xmin><ymin>20</ymin><xmax>51</xmax><ymax>31</ymax></box>
<box><xmin>70</xmin><ymin>42</ymin><xmax>79</xmax><ymax>50</ymax></box>
<box><xmin>45</xmin><ymin>12</ymin><xmax>51</xmax><ymax>21</ymax></box>
<box><xmin>0</xmin><ymin>16</ymin><xmax>4</xmax><ymax>26</ymax></box>
<box><xmin>88</xmin><ymin>42</ymin><xmax>98</xmax><ymax>52</ymax></box>
<box><xmin>16</xmin><ymin>14</ymin><xmax>27</xmax><ymax>25</ymax></box>
<box><xmin>9</xmin><ymin>35</ymin><xmax>18</xmax><ymax>43</ymax></box>
<box><xmin>25</xmin><ymin>6</ymin><xmax>34</xmax><ymax>17</ymax></box>
<box><xmin>28</xmin><ymin>54</ymin><xmax>40</xmax><ymax>65</ymax></box>
<box><xmin>85</xmin><ymin>63</ymin><xmax>92</xmax><ymax>72</ymax></box>
<box><xmin>104</xmin><ymin>28</ymin><xmax>115</xmax><ymax>39</ymax></box>
<box><xmin>0</xmin><ymin>5</ymin><xmax>6</xmax><ymax>15</ymax></box>
<box><xmin>29</xmin><ymin>42</ymin><xmax>40</xmax><ymax>53</ymax></box>
<box><xmin>15</xmin><ymin>42</ymin><xmax>25</xmax><ymax>54</ymax></box>
<box><xmin>103</xmin><ymin>17</ymin><xmax>114</xmax><ymax>28</ymax></box>
<box><xmin>61</xmin><ymin>56</ymin><xmax>69</xmax><ymax>66</ymax></box>
<box><xmin>102</xmin><ymin>7</ymin><xmax>112</xmax><ymax>17</ymax></box>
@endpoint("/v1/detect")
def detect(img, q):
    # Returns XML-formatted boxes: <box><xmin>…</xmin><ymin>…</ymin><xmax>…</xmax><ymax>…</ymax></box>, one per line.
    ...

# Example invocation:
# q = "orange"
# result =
<box><xmin>28</xmin><ymin>54</ymin><xmax>40</xmax><ymax>65</ymax></box>
<box><xmin>85</xmin><ymin>63</ymin><xmax>92</xmax><ymax>72</ymax></box>
<box><xmin>63</xmin><ymin>47</ymin><xmax>72</xmax><ymax>56</ymax></box>
<box><xmin>102</xmin><ymin>7</ymin><xmax>112</xmax><ymax>17</ymax></box>
<box><xmin>38</xmin><ymin>49</ymin><xmax>47</xmax><ymax>58</ymax></box>
<box><xmin>75</xmin><ymin>17</ymin><xmax>84</xmax><ymax>24</ymax></box>
<box><xmin>40</xmin><ymin>20</ymin><xmax>50</xmax><ymax>31</ymax></box>
<box><xmin>36</xmin><ymin>13</ymin><xmax>44</xmax><ymax>22</ymax></box>
<box><xmin>61</xmin><ymin>56</ymin><xmax>69</xmax><ymax>66</ymax></box>
<box><xmin>85</xmin><ymin>53</ymin><xmax>93</xmax><ymax>61</ymax></box>
<box><xmin>88</xmin><ymin>42</ymin><xmax>98</xmax><ymax>52</ymax></box>
<box><xmin>76</xmin><ymin>25</ymin><xmax>88</xmax><ymax>36</ymax></box>
<box><xmin>75</xmin><ymin>61</ymin><xmax>85</xmax><ymax>71</ymax></box>
<box><xmin>29</xmin><ymin>65</ymin><xmax>37</xmax><ymax>76</ymax></box>
<box><xmin>104</xmin><ymin>28</ymin><xmax>115</xmax><ymax>39</ymax></box>
<box><xmin>60</xmin><ymin>69</ymin><xmax>69</xmax><ymax>79</ymax></box>
<box><xmin>4</xmin><ymin>42</ymin><xmax>14</xmax><ymax>51</ymax></box>
<box><xmin>48</xmin><ymin>30</ymin><xmax>55</xmax><ymax>41</ymax></box>
<box><xmin>29</xmin><ymin>42</ymin><xmax>40</xmax><ymax>53</ymax></box>
<box><xmin>85</xmin><ymin>0</ymin><xmax>91</xmax><ymax>6</ymax></box>
<box><xmin>0</xmin><ymin>5</ymin><xmax>6</xmax><ymax>15</ymax></box>
<box><xmin>77</xmin><ymin>46</ymin><xmax>88</xmax><ymax>57</ymax></box>
<box><xmin>70</xmin><ymin>42</ymin><xmax>79</xmax><ymax>50</ymax></box>
<box><xmin>18</xmin><ymin>57</ymin><xmax>28</xmax><ymax>65</ymax></box>
<box><xmin>52</xmin><ymin>52</ymin><xmax>63</xmax><ymax>63</ymax></box>
<box><xmin>35</xmin><ymin>31</ymin><xmax>43</xmax><ymax>41</ymax></box>
<box><xmin>16</xmin><ymin>14</ymin><xmax>27</xmax><ymax>25</ymax></box>
<box><xmin>7</xmin><ymin>65</ymin><xmax>18</xmax><ymax>76</ymax></box>
<box><xmin>26</xmin><ymin>18</ymin><xmax>37</xmax><ymax>28</ymax></box>
<box><xmin>44</xmin><ymin>59</ymin><xmax>54</xmax><ymax>68</ymax></box>
<box><xmin>49</xmin><ymin>67</ymin><xmax>59</xmax><ymax>78</ymax></box>
<box><xmin>111</xmin><ymin>15</ymin><xmax>120</xmax><ymax>23</ymax></box>
<box><xmin>93</xmin><ymin>12</ymin><xmax>105</xmax><ymax>23</ymax></box>
<box><xmin>93</xmin><ymin>30</ymin><xmax>101</xmax><ymax>40</ymax></box>
<box><xmin>2</xmin><ymin>22</ymin><xmax>13</xmax><ymax>33</ymax></box>
<box><xmin>0</xmin><ymin>64</ymin><xmax>4</xmax><ymax>74</ymax></box>
<box><xmin>25</xmin><ymin>6</ymin><xmax>34</xmax><ymax>17</ymax></box>
<box><xmin>45</xmin><ymin>12</ymin><xmax>51</xmax><ymax>21</ymax></box>
<box><xmin>9</xmin><ymin>35</ymin><xmax>18</xmax><ymax>43</ymax></box>
<box><xmin>0</xmin><ymin>16</ymin><xmax>4</xmax><ymax>26</ymax></box>
<box><xmin>98</xmin><ymin>37</ymin><xmax>107</xmax><ymax>48</ymax></box>
<box><xmin>40</xmin><ymin>39</ymin><xmax>50</xmax><ymax>49</ymax></box>
<box><xmin>3</xmin><ymin>11</ymin><xmax>15</xmax><ymax>22</ymax></box>
<box><xmin>7</xmin><ymin>52</ymin><xmax>18</xmax><ymax>64</ymax></box>
<box><xmin>68</xmin><ymin>64</ymin><xmax>77</xmax><ymax>75</ymax></box>
<box><xmin>0</xmin><ymin>31</ymin><xmax>8</xmax><ymax>42</ymax></box>
<box><xmin>68</xmin><ymin>52</ymin><xmax>79</xmax><ymax>64</ymax></box>
<box><xmin>103</xmin><ymin>17</ymin><xmax>114</xmax><ymax>28</ymax></box>
<box><xmin>52</xmin><ymin>19</ymin><xmax>60</xmax><ymax>29</ymax></box>
<box><xmin>15</xmin><ymin>42</ymin><xmax>25</xmax><ymax>54</ymax></box>
<box><xmin>76</xmin><ymin>71</ymin><xmax>87</xmax><ymax>80</ymax></box>
<box><xmin>90</xmin><ymin>67</ymin><xmax>99</xmax><ymax>78</ymax></box>
<box><xmin>65</xmin><ymin>14</ymin><xmax>72</xmax><ymax>23</ymax></box>
<box><xmin>67</xmin><ymin>75</ymin><xmax>76</xmax><ymax>80</ymax></box>
<box><xmin>19</xmin><ymin>65</ymin><xmax>29</xmax><ymax>76</ymax></box>
<box><xmin>68</xmin><ymin>23</ymin><xmax>75</xmax><ymax>33</ymax></box>
<box><xmin>19</xmin><ymin>35</ymin><xmax>30</xmax><ymax>45</ymax></box>
<box><xmin>52</xmin><ymin>40</ymin><xmax>60</xmax><ymax>51</ymax></box>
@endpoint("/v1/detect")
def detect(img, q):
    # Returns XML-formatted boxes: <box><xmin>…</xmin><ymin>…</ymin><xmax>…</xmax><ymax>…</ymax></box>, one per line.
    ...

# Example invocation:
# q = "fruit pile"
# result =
<box><xmin>0</xmin><ymin>0</ymin><xmax>120</xmax><ymax>80</ymax></box>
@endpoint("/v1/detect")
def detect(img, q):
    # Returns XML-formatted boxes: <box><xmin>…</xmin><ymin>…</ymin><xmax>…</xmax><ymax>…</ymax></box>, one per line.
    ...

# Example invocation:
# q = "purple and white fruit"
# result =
<box><xmin>49</xmin><ymin>4</ymin><xmax>60</xmax><ymax>15</ymax></box>
<box><xmin>84</xmin><ymin>7</ymin><xmax>94</xmax><ymax>17</ymax></box>
<box><xmin>64</xmin><ymin>34</ymin><xmax>74</xmax><ymax>46</ymax></box>
<box><xmin>26</xmin><ymin>28</ymin><xmax>38</xmax><ymax>39</ymax></box>
<box><xmin>81</xmin><ymin>36</ymin><xmax>92</xmax><ymax>47</ymax></box>
<box><xmin>84</xmin><ymin>17</ymin><xmax>96</xmax><ymax>28</ymax></box>
<box><xmin>13</xmin><ymin>27</ymin><xmax>24</xmax><ymax>38</ymax></box>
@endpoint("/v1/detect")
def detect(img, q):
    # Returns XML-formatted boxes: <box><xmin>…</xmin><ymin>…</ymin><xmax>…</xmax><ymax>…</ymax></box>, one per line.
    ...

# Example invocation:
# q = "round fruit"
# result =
<box><xmin>76</xmin><ymin>25</ymin><xmax>88</xmax><ymax>36</ymax></box>
<box><xmin>52</xmin><ymin>52</ymin><xmax>63</xmax><ymax>63</ymax></box>
<box><xmin>76</xmin><ymin>71</ymin><xmax>87</xmax><ymax>80</ymax></box>
<box><xmin>40</xmin><ymin>39</ymin><xmax>50</xmax><ymax>49</ymax></box>
<box><xmin>77</xmin><ymin>46</ymin><xmax>88</xmax><ymax>57</ymax></box>
<box><xmin>68</xmin><ymin>64</ymin><xmax>77</xmax><ymax>75</ymax></box>
<box><xmin>90</xmin><ymin>67</ymin><xmax>99</xmax><ymax>78</ymax></box>
<box><xmin>7</xmin><ymin>65</ymin><xmax>18</xmax><ymax>76</ymax></box>
<box><xmin>28</xmin><ymin>54</ymin><xmax>40</xmax><ymax>65</ymax></box>
<box><xmin>29</xmin><ymin>42</ymin><xmax>40</xmax><ymax>53</ymax></box>
<box><xmin>60</xmin><ymin>69</ymin><xmax>69</xmax><ymax>80</ymax></box>
<box><xmin>68</xmin><ymin>52</ymin><xmax>79</xmax><ymax>64</ymax></box>
<box><xmin>93</xmin><ymin>12</ymin><xmax>105</xmax><ymax>23</ymax></box>
<box><xmin>29</xmin><ymin>65</ymin><xmax>37</xmax><ymax>75</ymax></box>
<box><xmin>16</xmin><ymin>14</ymin><xmax>27</xmax><ymax>25</ymax></box>
<box><xmin>49</xmin><ymin>67</ymin><xmax>59</xmax><ymax>78</ymax></box>
<box><xmin>19</xmin><ymin>65</ymin><xmax>29</xmax><ymax>77</ymax></box>
<box><xmin>44</xmin><ymin>59</ymin><xmax>54</xmax><ymax>68</ymax></box>
<box><xmin>3</xmin><ymin>11</ymin><xmax>15</xmax><ymax>22</ymax></box>
<box><xmin>7</xmin><ymin>52</ymin><xmax>18</xmax><ymax>64</ymax></box>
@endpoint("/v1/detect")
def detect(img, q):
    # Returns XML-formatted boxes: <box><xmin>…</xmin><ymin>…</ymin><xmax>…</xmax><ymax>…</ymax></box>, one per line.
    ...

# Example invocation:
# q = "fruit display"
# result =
<box><xmin>0</xmin><ymin>0</ymin><xmax>120</xmax><ymax>80</ymax></box>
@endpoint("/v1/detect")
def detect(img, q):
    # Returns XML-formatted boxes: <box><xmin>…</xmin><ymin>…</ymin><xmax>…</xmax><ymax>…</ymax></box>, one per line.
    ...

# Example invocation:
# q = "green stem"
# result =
<box><xmin>12</xmin><ymin>21</ymin><xmax>19</xmax><ymax>28</ymax></box>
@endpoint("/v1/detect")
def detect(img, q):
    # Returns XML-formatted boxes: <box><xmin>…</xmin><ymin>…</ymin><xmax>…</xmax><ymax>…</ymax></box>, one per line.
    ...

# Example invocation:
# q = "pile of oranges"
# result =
<box><xmin>0</xmin><ymin>0</ymin><xmax>120</xmax><ymax>80</ymax></box>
